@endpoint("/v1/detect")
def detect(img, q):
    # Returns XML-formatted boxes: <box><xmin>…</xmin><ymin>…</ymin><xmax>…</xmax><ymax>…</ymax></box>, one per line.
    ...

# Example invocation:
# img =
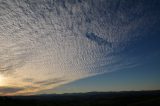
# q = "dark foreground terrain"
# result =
<box><xmin>0</xmin><ymin>90</ymin><xmax>160</xmax><ymax>106</ymax></box>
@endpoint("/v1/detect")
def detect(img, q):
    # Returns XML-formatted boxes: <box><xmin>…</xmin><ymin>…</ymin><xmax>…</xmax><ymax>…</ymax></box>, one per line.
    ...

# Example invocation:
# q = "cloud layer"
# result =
<box><xmin>0</xmin><ymin>0</ymin><xmax>160</xmax><ymax>95</ymax></box>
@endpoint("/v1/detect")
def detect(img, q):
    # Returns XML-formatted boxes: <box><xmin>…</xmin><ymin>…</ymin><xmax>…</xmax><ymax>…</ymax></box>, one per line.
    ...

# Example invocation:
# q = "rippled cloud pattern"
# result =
<box><xmin>0</xmin><ymin>0</ymin><xmax>160</xmax><ymax>95</ymax></box>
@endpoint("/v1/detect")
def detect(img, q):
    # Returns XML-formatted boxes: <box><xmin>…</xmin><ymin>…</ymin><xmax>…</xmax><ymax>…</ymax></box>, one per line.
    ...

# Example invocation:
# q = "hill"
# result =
<box><xmin>0</xmin><ymin>90</ymin><xmax>160</xmax><ymax>106</ymax></box>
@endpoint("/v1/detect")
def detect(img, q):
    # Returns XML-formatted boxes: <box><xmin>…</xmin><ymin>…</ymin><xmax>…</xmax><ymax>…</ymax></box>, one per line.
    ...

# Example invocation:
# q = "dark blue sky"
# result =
<box><xmin>54</xmin><ymin>54</ymin><xmax>160</xmax><ymax>93</ymax></box>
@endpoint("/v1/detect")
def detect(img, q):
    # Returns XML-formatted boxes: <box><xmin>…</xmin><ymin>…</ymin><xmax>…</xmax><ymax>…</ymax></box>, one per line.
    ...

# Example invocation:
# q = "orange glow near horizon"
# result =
<box><xmin>0</xmin><ymin>74</ymin><xmax>6</xmax><ymax>86</ymax></box>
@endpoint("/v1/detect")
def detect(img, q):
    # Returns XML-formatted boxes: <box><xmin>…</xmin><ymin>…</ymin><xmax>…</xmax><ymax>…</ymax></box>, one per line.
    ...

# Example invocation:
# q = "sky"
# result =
<box><xmin>0</xmin><ymin>0</ymin><xmax>160</xmax><ymax>95</ymax></box>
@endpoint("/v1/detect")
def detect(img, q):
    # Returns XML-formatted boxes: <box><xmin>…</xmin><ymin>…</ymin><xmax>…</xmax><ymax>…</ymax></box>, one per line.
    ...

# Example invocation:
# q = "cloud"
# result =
<box><xmin>23</xmin><ymin>78</ymin><xmax>34</xmax><ymax>82</ymax></box>
<box><xmin>0</xmin><ymin>0</ymin><xmax>159</xmax><ymax>95</ymax></box>
<box><xmin>34</xmin><ymin>78</ymin><xmax>66</xmax><ymax>86</ymax></box>
<box><xmin>85</xmin><ymin>32</ymin><xmax>112</xmax><ymax>46</ymax></box>
<box><xmin>0</xmin><ymin>87</ymin><xmax>24</xmax><ymax>94</ymax></box>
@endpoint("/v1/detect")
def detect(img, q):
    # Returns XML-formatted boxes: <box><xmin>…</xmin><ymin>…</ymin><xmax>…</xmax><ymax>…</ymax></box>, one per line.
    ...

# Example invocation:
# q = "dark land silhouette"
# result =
<box><xmin>0</xmin><ymin>90</ymin><xmax>160</xmax><ymax>106</ymax></box>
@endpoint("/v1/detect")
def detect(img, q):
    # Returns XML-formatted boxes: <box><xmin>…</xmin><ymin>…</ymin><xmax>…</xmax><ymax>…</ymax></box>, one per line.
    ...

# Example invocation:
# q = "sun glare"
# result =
<box><xmin>0</xmin><ymin>74</ymin><xmax>5</xmax><ymax>86</ymax></box>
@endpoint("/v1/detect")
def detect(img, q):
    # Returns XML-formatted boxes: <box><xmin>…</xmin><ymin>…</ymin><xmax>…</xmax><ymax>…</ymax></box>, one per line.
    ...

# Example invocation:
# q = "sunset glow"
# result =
<box><xmin>0</xmin><ymin>74</ymin><xmax>6</xmax><ymax>86</ymax></box>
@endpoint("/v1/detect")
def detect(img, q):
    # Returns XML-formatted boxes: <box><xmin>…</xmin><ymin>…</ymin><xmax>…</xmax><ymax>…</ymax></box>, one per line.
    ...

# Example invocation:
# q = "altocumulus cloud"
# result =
<box><xmin>0</xmin><ymin>0</ymin><xmax>160</xmax><ymax>95</ymax></box>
